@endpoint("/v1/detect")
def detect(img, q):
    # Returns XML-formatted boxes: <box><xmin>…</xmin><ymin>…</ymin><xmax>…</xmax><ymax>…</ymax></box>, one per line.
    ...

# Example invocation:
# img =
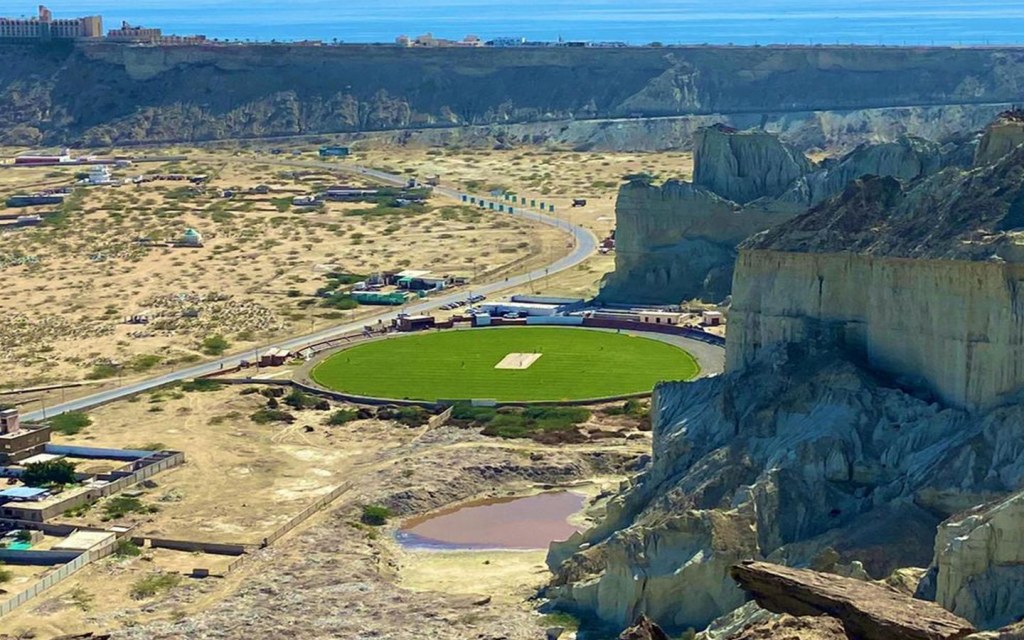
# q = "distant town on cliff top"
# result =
<box><xmin>2</xmin><ymin>1</ymin><xmax>1023</xmax><ymax>47</ymax></box>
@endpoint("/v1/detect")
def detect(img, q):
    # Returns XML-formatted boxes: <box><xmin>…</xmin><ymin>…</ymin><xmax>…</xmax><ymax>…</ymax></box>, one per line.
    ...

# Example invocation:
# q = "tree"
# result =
<box><xmin>22</xmin><ymin>459</ymin><xmax>78</xmax><ymax>487</ymax></box>
<box><xmin>200</xmin><ymin>334</ymin><xmax>230</xmax><ymax>356</ymax></box>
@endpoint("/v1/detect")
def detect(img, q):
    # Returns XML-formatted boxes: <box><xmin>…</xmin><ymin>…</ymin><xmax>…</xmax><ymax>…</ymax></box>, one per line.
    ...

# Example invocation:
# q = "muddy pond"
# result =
<box><xmin>396</xmin><ymin>491</ymin><xmax>586</xmax><ymax>551</ymax></box>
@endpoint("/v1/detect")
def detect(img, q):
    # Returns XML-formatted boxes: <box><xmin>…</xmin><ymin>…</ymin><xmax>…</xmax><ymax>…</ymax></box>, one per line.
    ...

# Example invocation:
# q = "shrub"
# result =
<box><xmin>113</xmin><ymin>539</ymin><xmax>142</xmax><ymax>557</ymax></box>
<box><xmin>130</xmin><ymin>572</ymin><xmax>181</xmax><ymax>599</ymax></box>
<box><xmin>129</xmin><ymin>354</ymin><xmax>163</xmax><ymax>372</ymax></box>
<box><xmin>322</xmin><ymin>293</ymin><xmax>359</xmax><ymax>310</ymax></box>
<box><xmin>22</xmin><ymin>459</ymin><xmax>78</xmax><ymax>487</ymax></box>
<box><xmin>102</xmin><ymin>496</ymin><xmax>158</xmax><ymax>520</ymax></box>
<box><xmin>539</xmin><ymin>611</ymin><xmax>580</xmax><ymax>631</ymax></box>
<box><xmin>85</xmin><ymin>362</ymin><xmax>120</xmax><ymax>380</ymax></box>
<box><xmin>48</xmin><ymin>411</ymin><xmax>92</xmax><ymax>435</ymax></box>
<box><xmin>325</xmin><ymin>408</ymin><xmax>358</xmax><ymax>425</ymax></box>
<box><xmin>283</xmin><ymin>389</ymin><xmax>327</xmax><ymax>410</ymax></box>
<box><xmin>200</xmin><ymin>334</ymin><xmax>230</xmax><ymax>356</ymax></box>
<box><xmin>180</xmin><ymin>378</ymin><xmax>221</xmax><ymax>392</ymax></box>
<box><xmin>0</xmin><ymin>562</ymin><xmax>11</xmax><ymax>584</ymax></box>
<box><xmin>454</xmin><ymin>405</ymin><xmax>591</xmax><ymax>441</ymax></box>
<box><xmin>250</xmin><ymin>408</ymin><xmax>296</xmax><ymax>424</ymax></box>
<box><xmin>361</xmin><ymin>504</ymin><xmax>391</xmax><ymax>526</ymax></box>
<box><xmin>377</xmin><ymin>406</ymin><xmax>429</xmax><ymax>427</ymax></box>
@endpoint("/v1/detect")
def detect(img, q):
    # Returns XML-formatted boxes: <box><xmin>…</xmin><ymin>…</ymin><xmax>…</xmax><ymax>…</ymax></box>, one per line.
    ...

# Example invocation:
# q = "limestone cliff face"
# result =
<box><xmin>693</xmin><ymin>126</ymin><xmax>813</xmax><ymax>204</ymax></box>
<box><xmin>919</xmin><ymin>492</ymin><xmax>1024</xmax><ymax>630</ymax></box>
<box><xmin>974</xmin><ymin>113</ymin><xmax>1024</xmax><ymax>166</ymax></box>
<box><xmin>1</xmin><ymin>44</ymin><xmax>1024</xmax><ymax>145</ymax></box>
<box><xmin>599</xmin><ymin>180</ymin><xmax>798</xmax><ymax>303</ymax></box>
<box><xmin>545</xmin><ymin>347</ymin><xmax>1024</xmax><ymax>634</ymax></box>
<box><xmin>730</xmin><ymin>135</ymin><xmax>1024</xmax><ymax>411</ymax></box>
<box><xmin>727</xmin><ymin>252</ymin><xmax>1024</xmax><ymax>412</ymax></box>
<box><xmin>600</xmin><ymin>129</ymin><xmax>958</xmax><ymax>305</ymax></box>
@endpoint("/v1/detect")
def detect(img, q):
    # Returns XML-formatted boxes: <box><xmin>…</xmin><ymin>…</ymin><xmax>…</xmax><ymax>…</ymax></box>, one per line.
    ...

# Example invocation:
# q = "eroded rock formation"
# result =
<box><xmin>918</xmin><ymin>491</ymin><xmax>1024</xmax><ymax>630</ymax></box>
<box><xmin>600</xmin><ymin>127</ymin><xmax>957</xmax><ymax>304</ymax></box>
<box><xmin>546</xmin><ymin>115</ymin><xmax>1024</xmax><ymax>636</ymax></box>
<box><xmin>730</xmin><ymin>118</ymin><xmax>1024</xmax><ymax>411</ymax></box>
<box><xmin>0</xmin><ymin>44</ymin><xmax>1022</xmax><ymax>146</ymax></box>
<box><xmin>730</xmin><ymin>561</ymin><xmax>975</xmax><ymax>640</ymax></box>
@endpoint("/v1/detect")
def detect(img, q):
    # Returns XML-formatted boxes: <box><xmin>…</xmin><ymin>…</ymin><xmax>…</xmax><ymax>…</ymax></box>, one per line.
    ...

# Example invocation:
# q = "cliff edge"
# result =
<box><xmin>730</xmin><ymin>117</ymin><xmax>1024</xmax><ymax>411</ymax></box>
<box><xmin>600</xmin><ymin>128</ymin><xmax>956</xmax><ymax>304</ymax></box>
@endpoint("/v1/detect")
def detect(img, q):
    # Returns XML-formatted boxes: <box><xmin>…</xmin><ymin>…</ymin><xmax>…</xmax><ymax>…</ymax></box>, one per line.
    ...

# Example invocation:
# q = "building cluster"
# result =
<box><xmin>106</xmin><ymin>20</ymin><xmax>207</xmax><ymax>45</ymax></box>
<box><xmin>395</xmin><ymin>34</ymin><xmax>628</xmax><ymax>48</ymax></box>
<box><xmin>0</xmin><ymin>5</ymin><xmax>101</xmax><ymax>41</ymax></box>
<box><xmin>0</xmin><ymin>6</ymin><xmax>204</xmax><ymax>44</ymax></box>
<box><xmin>395</xmin><ymin>33</ymin><xmax>483</xmax><ymax>47</ymax></box>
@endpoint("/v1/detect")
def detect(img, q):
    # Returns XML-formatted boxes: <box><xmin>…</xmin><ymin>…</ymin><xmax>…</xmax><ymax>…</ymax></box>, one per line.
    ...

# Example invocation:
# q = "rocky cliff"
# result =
<box><xmin>546</xmin><ymin>117</ymin><xmax>1024</xmax><ymax>636</ymax></box>
<box><xmin>729</xmin><ymin>122</ymin><xmax>1024</xmax><ymax>411</ymax></box>
<box><xmin>0</xmin><ymin>43</ymin><xmax>1023</xmax><ymax>146</ymax></box>
<box><xmin>918</xmin><ymin>491</ymin><xmax>1024</xmax><ymax>630</ymax></box>
<box><xmin>600</xmin><ymin>129</ymin><xmax>957</xmax><ymax>304</ymax></box>
<box><xmin>545</xmin><ymin>345</ymin><xmax>1024</xmax><ymax>634</ymax></box>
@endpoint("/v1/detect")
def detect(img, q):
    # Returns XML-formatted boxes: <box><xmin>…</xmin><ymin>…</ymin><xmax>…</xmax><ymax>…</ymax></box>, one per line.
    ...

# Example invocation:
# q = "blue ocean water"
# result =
<box><xmin>13</xmin><ymin>1</ymin><xmax>1024</xmax><ymax>45</ymax></box>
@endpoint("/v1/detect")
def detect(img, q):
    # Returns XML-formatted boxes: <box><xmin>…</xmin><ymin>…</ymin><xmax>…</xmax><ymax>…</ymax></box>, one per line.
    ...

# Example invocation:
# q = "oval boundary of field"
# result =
<box><xmin>297</xmin><ymin>325</ymin><xmax>712</xmax><ymax>408</ymax></box>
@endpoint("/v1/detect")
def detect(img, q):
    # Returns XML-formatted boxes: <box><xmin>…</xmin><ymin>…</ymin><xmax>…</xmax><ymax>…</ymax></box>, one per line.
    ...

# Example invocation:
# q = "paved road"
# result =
<box><xmin>22</xmin><ymin>161</ymin><xmax>598</xmax><ymax>421</ymax></box>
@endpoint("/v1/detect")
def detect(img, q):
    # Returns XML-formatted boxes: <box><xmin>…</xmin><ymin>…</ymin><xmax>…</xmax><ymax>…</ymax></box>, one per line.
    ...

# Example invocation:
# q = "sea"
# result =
<box><xmin>13</xmin><ymin>0</ymin><xmax>1024</xmax><ymax>46</ymax></box>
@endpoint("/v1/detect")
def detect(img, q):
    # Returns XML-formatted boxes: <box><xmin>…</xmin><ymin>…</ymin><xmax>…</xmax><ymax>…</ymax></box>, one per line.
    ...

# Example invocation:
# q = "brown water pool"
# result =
<box><xmin>396</xmin><ymin>491</ymin><xmax>586</xmax><ymax>550</ymax></box>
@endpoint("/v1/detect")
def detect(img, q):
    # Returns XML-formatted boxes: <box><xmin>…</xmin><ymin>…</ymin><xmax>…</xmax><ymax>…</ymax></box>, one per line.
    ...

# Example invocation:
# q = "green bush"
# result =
<box><xmin>22</xmin><ymin>459</ymin><xmax>78</xmax><ymax>487</ymax></box>
<box><xmin>113</xmin><ymin>539</ymin><xmax>142</xmax><ymax>557</ymax></box>
<box><xmin>377</xmin><ymin>406</ymin><xmax>429</xmax><ymax>427</ymax></box>
<box><xmin>322</xmin><ymin>293</ymin><xmax>359</xmax><ymax>310</ymax></box>
<box><xmin>201</xmin><ymin>334</ymin><xmax>230</xmax><ymax>356</ymax></box>
<box><xmin>180</xmin><ymin>378</ymin><xmax>221</xmax><ymax>393</ymax></box>
<box><xmin>361</xmin><ymin>504</ymin><xmax>391</xmax><ymax>526</ymax></box>
<box><xmin>129</xmin><ymin>354</ymin><xmax>163</xmax><ymax>372</ymax></box>
<box><xmin>130</xmin><ymin>572</ymin><xmax>181</xmax><ymax>599</ymax></box>
<box><xmin>47</xmin><ymin>411</ymin><xmax>92</xmax><ymax>435</ymax></box>
<box><xmin>538</xmin><ymin>612</ymin><xmax>580</xmax><ymax>631</ymax></box>
<box><xmin>283</xmin><ymin>389</ymin><xmax>329</xmax><ymax>410</ymax></box>
<box><xmin>102</xmin><ymin>496</ymin><xmax>158</xmax><ymax>520</ymax></box>
<box><xmin>250</xmin><ymin>408</ymin><xmax>296</xmax><ymax>424</ymax></box>
<box><xmin>453</xmin><ymin>405</ymin><xmax>591</xmax><ymax>440</ymax></box>
<box><xmin>85</xmin><ymin>362</ymin><xmax>120</xmax><ymax>380</ymax></box>
<box><xmin>0</xmin><ymin>562</ymin><xmax>11</xmax><ymax>584</ymax></box>
<box><xmin>325</xmin><ymin>408</ymin><xmax>359</xmax><ymax>425</ymax></box>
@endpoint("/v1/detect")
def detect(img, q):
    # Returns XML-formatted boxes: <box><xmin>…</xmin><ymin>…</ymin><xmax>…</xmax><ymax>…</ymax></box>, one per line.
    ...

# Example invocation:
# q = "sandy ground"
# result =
<box><xmin>50</xmin><ymin>385</ymin><xmax>407</xmax><ymax>542</ymax></box>
<box><xmin>0</xmin><ymin>383</ymin><xmax>653</xmax><ymax>638</ymax></box>
<box><xmin>0</xmin><ymin>148</ymin><xmax>564</xmax><ymax>388</ymax></box>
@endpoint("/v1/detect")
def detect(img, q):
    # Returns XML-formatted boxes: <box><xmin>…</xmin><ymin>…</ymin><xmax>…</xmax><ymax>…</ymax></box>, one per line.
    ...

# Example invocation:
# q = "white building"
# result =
<box><xmin>86</xmin><ymin>165</ymin><xmax>112</xmax><ymax>185</ymax></box>
<box><xmin>639</xmin><ymin>310</ymin><xmax>685</xmax><ymax>326</ymax></box>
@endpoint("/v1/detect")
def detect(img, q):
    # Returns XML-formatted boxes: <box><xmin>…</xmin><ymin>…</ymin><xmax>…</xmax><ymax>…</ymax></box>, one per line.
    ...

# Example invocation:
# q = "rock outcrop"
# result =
<box><xmin>0</xmin><ymin>44</ymin><xmax>1023</xmax><ymax>146</ymax></box>
<box><xmin>917</xmin><ymin>491</ymin><xmax>1024</xmax><ymax>630</ymax></box>
<box><xmin>693</xmin><ymin>126</ymin><xmax>813</xmax><ymax>205</ymax></box>
<box><xmin>618</xmin><ymin>615</ymin><xmax>671</xmax><ymax>640</ymax></box>
<box><xmin>545</xmin><ymin>346</ymin><xmax>1024</xmax><ymax>634</ymax></box>
<box><xmin>730</xmin><ymin>561</ymin><xmax>975</xmax><ymax>640</ymax></box>
<box><xmin>600</xmin><ymin>128</ymin><xmax>958</xmax><ymax>304</ymax></box>
<box><xmin>547</xmin><ymin>115</ymin><xmax>1024</xmax><ymax>636</ymax></box>
<box><xmin>729</xmin><ymin>121</ymin><xmax>1024</xmax><ymax>411</ymax></box>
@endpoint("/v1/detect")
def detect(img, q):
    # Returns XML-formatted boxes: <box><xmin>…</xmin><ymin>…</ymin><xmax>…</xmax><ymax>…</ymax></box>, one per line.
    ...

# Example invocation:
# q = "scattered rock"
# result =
<box><xmin>618</xmin><ymin>615</ymin><xmax>670</xmax><ymax>640</ymax></box>
<box><xmin>730</xmin><ymin>561</ymin><xmax>975</xmax><ymax>640</ymax></box>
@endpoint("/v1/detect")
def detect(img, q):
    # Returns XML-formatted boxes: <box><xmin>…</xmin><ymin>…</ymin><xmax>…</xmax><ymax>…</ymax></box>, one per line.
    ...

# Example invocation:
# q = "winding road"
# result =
<box><xmin>22</xmin><ymin>160</ymin><xmax>599</xmax><ymax>421</ymax></box>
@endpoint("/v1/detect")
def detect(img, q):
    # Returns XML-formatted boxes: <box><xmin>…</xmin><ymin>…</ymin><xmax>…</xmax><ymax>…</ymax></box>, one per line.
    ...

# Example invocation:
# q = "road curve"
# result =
<box><xmin>22</xmin><ymin>161</ymin><xmax>598</xmax><ymax>421</ymax></box>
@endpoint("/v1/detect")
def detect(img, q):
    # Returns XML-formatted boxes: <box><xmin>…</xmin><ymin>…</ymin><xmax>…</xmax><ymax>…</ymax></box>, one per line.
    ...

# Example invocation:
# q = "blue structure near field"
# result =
<box><xmin>319</xmin><ymin>146</ymin><xmax>350</xmax><ymax>158</ymax></box>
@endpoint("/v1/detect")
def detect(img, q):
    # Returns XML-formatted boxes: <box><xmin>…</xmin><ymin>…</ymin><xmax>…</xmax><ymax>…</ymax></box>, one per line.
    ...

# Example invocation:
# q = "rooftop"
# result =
<box><xmin>0</xmin><ymin>487</ymin><xmax>50</xmax><ymax>500</ymax></box>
